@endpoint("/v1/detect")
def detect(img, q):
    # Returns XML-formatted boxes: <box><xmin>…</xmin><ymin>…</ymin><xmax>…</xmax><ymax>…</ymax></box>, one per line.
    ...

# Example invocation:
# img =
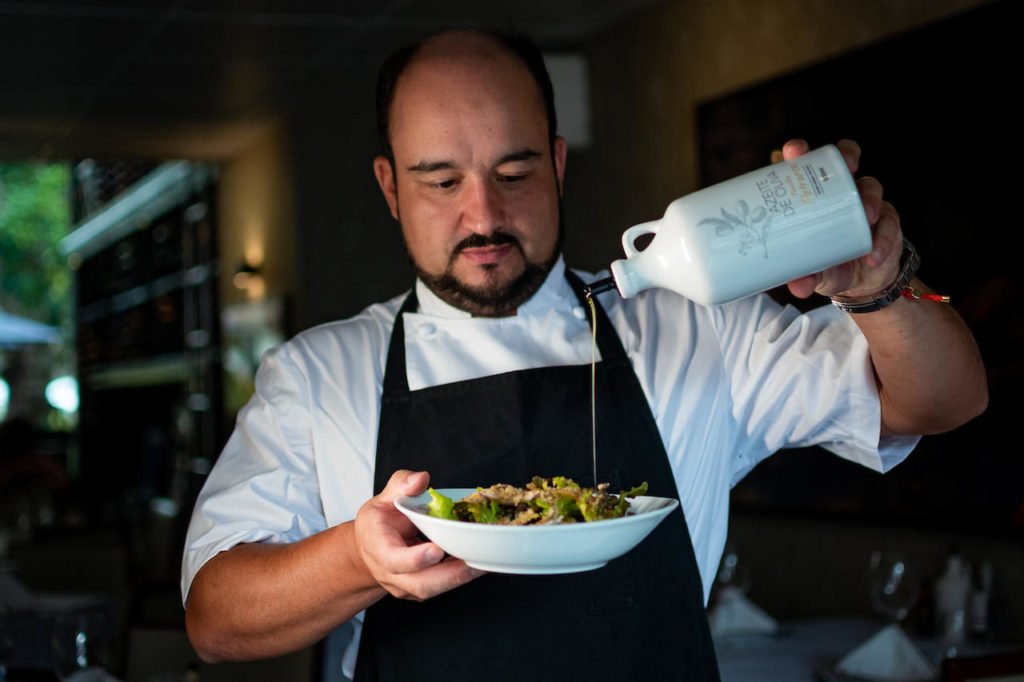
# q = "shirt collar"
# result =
<box><xmin>414</xmin><ymin>255</ymin><xmax>573</xmax><ymax>319</ymax></box>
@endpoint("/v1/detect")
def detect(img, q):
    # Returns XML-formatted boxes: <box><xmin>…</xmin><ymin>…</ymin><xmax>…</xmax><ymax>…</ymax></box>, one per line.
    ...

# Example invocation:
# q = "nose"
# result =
<box><xmin>461</xmin><ymin>177</ymin><xmax>504</xmax><ymax>235</ymax></box>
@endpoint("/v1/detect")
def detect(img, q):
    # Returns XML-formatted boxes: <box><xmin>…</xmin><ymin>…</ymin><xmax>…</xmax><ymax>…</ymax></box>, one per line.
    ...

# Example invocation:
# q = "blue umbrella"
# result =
<box><xmin>0</xmin><ymin>310</ymin><xmax>59</xmax><ymax>348</ymax></box>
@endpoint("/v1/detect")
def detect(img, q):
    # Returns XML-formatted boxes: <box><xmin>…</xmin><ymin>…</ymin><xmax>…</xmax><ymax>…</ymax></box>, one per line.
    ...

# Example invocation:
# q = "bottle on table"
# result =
<box><xmin>935</xmin><ymin>547</ymin><xmax>972</xmax><ymax>656</ymax></box>
<box><xmin>969</xmin><ymin>560</ymin><xmax>993</xmax><ymax>641</ymax></box>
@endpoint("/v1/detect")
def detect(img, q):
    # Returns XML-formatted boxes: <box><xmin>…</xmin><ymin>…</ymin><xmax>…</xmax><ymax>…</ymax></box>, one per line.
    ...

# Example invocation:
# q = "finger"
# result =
<box><xmin>835</xmin><ymin>139</ymin><xmax>862</xmax><ymax>174</ymax></box>
<box><xmin>361</xmin><ymin>495</ymin><xmax>426</xmax><ymax>546</ymax></box>
<box><xmin>375</xmin><ymin>538</ymin><xmax>448</xmax><ymax>576</ymax></box>
<box><xmin>867</xmin><ymin>201</ymin><xmax>902</xmax><ymax>269</ymax></box>
<box><xmin>857</xmin><ymin>176</ymin><xmax>884</xmax><ymax>225</ymax></box>
<box><xmin>374</xmin><ymin>469</ymin><xmax>430</xmax><ymax>507</ymax></box>
<box><xmin>781</xmin><ymin>139</ymin><xmax>809</xmax><ymax>161</ymax></box>
<box><xmin>786</xmin><ymin>272</ymin><xmax>821</xmax><ymax>299</ymax></box>
<box><xmin>355</xmin><ymin>505</ymin><xmax>446</xmax><ymax>579</ymax></box>
<box><xmin>387</xmin><ymin>557</ymin><xmax>486</xmax><ymax>602</ymax></box>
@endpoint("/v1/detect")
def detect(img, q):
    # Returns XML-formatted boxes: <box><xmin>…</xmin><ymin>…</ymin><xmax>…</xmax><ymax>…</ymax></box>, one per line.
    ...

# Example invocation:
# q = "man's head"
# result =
<box><xmin>376</xmin><ymin>30</ymin><xmax>559</xmax><ymax>168</ymax></box>
<box><xmin>373</xmin><ymin>29</ymin><xmax>567</xmax><ymax>317</ymax></box>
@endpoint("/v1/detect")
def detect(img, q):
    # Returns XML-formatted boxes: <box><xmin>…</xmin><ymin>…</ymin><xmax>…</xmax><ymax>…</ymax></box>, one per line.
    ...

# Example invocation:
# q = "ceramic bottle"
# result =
<box><xmin>586</xmin><ymin>145</ymin><xmax>872</xmax><ymax>305</ymax></box>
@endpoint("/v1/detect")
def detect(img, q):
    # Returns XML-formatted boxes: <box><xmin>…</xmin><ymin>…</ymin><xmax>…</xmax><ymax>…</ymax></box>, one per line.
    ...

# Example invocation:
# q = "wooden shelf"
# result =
<box><xmin>59</xmin><ymin>162</ymin><xmax>213</xmax><ymax>262</ymax></box>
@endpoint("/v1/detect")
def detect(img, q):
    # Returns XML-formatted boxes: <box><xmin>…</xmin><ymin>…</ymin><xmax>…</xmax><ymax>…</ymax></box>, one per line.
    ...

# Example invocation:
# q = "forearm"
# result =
<box><xmin>851</xmin><ymin>278</ymin><xmax>987</xmax><ymax>435</ymax></box>
<box><xmin>184</xmin><ymin>522</ymin><xmax>385</xmax><ymax>662</ymax></box>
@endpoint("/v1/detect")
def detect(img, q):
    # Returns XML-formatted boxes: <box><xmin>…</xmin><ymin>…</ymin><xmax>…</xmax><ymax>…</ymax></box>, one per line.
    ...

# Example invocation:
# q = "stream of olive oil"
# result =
<box><xmin>587</xmin><ymin>294</ymin><xmax>598</xmax><ymax>488</ymax></box>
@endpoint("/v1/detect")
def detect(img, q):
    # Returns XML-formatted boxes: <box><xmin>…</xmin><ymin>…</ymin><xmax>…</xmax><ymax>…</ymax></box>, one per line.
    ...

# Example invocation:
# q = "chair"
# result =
<box><xmin>941</xmin><ymin>649</ymin><xmax>1024</xmax><ymax>682</ymax></box>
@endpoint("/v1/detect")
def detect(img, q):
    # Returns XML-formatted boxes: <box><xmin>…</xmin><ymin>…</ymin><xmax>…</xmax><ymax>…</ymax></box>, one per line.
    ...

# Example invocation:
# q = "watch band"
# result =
<box><xmin>830</xmin><ymin>239</ymin><xmax>920</xmax><ymax>313</ymax></box>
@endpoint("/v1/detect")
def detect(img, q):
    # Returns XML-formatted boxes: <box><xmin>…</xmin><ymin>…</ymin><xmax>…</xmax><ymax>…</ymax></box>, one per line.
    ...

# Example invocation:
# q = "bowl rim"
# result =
<box><xmin>394</xmin><ymin>487</ymin><xmax>678</xmax><ymax>532</ymax></box>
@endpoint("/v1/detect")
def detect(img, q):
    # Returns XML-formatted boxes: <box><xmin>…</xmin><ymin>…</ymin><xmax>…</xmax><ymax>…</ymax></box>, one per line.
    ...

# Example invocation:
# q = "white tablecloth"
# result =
<box><xmin>714</xmin><ymin>617</ymin><xmax>922</xmax><ymax>682</ymax></box>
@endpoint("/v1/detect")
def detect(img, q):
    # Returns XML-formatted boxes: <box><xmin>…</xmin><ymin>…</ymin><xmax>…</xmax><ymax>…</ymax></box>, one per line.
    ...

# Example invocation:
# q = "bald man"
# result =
<box><xmin>182</xmin><ymin>29</ymin><xmax>985</xmax><ymax>681</ymax></box>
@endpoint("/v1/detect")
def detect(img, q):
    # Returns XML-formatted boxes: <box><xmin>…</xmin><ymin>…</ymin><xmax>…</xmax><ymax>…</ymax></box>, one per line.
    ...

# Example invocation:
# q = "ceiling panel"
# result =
<box><xmin>0</xmin><ymin>0</ymin><xmax>667</xmax><ymax>159</ymax></box>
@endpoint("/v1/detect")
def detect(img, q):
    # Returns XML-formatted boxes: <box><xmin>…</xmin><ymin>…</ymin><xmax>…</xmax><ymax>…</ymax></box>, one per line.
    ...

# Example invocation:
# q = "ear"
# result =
<box><xmin>373</xmin><ymin>155</ymin><xmax>400</xmax><ymax>220</ymax></box>
<box><xmin>552</xmin><ymin>136</ymin><xmax>568</xmax><ymax>195</ymax></box>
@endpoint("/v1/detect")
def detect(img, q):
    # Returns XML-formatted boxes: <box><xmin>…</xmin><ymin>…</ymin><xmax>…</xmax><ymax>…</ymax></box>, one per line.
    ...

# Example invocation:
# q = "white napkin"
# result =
<box><xmin>708</xmin><ymin>586</ymin><xmax>779</xmax><ymax>636</ymax></box>
<box><xmin>836</xmin><ymin>623</ymin><xmax>936</xmax><ymax>681</ymax></box>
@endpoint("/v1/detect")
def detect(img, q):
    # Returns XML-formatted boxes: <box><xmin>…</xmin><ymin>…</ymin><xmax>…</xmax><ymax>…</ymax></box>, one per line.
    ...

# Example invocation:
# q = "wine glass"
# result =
<box><xmin>868</xmin><ymin>549</ymin><xmax>918</xmax><ymax>625</ymax></box>
<box><xmin>0</xmin><ymin>610</ymin><xmax>14</xmax><ymax>681</ymax></box>
<box><xmin>51</xmin><ymin>611</ymin><xmax>110</xmax><ymax>681</ymax></box>
<box><xmin>716</xmin><ymin>542</ymin><xmax>753</xmax><ymax>594</ymax></box>
<box><xmin>712</xmin><ymin>541</ymin><xmax>755</xmax><ymax>621</ymax></box>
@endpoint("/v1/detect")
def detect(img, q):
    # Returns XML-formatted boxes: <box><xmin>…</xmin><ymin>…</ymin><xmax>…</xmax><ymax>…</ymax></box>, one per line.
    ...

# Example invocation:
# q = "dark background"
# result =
<box><xmin>697</xmin><ymin>0</ymin><xmax>1021</xmax><ymax>535</ymax></box>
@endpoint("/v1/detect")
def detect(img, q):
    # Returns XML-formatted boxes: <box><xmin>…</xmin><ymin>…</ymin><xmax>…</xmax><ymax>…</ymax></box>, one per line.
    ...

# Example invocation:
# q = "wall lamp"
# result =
<box><xmin>233</xmin><ymin>261</ymin><xmax>265</xmax><ymax>298</ymax></box>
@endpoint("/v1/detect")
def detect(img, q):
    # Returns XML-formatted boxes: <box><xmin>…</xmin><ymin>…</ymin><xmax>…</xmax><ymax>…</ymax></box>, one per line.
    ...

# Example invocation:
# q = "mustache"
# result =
<box><xmin>453</xmin><ymin>232</ymin><xmax>521</xmax><ymax>254</ymax></box>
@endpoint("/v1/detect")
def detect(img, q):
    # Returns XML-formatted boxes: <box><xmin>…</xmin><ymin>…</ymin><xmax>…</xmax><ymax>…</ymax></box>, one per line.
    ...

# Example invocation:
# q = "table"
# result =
<box><xmin>713</xmin><ymin>617</ymin><xmax>1012</xmax><ymax>682</ymax></box>
<box><xmin>715</xmin><ymin>617</ymin><xmax>880</xmax><ymax>681</ymax></box>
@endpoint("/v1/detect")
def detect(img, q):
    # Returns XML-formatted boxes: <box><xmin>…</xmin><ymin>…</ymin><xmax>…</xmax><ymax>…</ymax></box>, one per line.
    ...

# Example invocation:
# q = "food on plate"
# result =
<box><xmin>425</xmin><ymin>476</ymin><xmax>648</xmax><ymax>525</ymax></box>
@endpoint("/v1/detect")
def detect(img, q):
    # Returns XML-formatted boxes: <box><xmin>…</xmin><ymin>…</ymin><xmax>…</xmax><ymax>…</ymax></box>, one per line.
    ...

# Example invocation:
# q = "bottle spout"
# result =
<box><xmin>583</xmin><ymin>276</ymin><xmax>619</xmax><ymax>299</ymax></box>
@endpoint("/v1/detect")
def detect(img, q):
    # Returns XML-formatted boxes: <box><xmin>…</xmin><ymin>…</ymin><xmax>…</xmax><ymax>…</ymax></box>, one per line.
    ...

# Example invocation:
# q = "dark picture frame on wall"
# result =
<box><xmin>696</xmin><ymin>0</ymin><xmax>1021</xmax><ymax>535</ymax></box>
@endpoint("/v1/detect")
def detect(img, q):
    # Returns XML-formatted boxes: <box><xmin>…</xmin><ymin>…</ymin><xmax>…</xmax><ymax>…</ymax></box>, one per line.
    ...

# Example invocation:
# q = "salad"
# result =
<box><xmin>425</xmin><ymin>476</ymin><xmax>648</xmax><ymax>525</ymax></box>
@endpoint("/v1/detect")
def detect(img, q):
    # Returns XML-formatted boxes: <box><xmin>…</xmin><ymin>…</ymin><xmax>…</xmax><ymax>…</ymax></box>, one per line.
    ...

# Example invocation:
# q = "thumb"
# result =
<box><xmin>376</xmin><ymin>469</ymin><xmax>430</xmax><ymax>505</ymax></box>
<box><xmin>781</xmin><ymin>138</ymin><xmax>809</xmax><ymax>161</ymax></box>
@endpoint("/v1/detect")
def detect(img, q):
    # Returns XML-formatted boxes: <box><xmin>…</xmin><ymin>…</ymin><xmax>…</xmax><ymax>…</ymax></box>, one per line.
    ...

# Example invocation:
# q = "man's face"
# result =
<box><xmin>374</xmin><ymin>38</ymin><xmax>567</xmax><ymax>316</ymax></box>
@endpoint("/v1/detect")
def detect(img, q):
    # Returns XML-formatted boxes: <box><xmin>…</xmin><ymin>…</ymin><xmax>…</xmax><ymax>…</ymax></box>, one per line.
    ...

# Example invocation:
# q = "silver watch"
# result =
<box><xmin>830</xmin><ymin>239</ymin><xmax>920</xmax><ymax>314</ymax></box>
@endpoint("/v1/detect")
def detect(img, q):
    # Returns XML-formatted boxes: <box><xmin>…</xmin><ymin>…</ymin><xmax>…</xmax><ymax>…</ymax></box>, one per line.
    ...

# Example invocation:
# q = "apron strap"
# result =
<box><xmin>563</xmin><ymin>268</ymin><xmax>629</xmax><ymax>364</ymax></box>
<box><xmin>381</xmin><ymin>289</ymin><xmax>419</xmax><ymax>396</ymax></box>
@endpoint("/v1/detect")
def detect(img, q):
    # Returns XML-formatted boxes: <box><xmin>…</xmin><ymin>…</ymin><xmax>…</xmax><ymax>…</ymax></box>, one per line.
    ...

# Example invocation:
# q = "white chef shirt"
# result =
<box><xmin>181</xmin><ymin>256</ymin><xmax>916</xmax><ymax>672</ymax></box>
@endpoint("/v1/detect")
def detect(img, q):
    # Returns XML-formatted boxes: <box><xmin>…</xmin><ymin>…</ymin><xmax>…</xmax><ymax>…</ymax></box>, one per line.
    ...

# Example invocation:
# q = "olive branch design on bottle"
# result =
<box><xmin>698</xmin><ymin>200</ymin><xmax>773</xmax><ymax>258</ymax></box>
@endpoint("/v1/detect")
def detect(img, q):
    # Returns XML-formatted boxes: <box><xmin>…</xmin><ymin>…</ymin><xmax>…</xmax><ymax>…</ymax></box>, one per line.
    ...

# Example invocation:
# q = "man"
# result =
<box><xmin>182</xmin><ymin>29</ymin><xmax>986</xmax><ymax>680</ymax></box>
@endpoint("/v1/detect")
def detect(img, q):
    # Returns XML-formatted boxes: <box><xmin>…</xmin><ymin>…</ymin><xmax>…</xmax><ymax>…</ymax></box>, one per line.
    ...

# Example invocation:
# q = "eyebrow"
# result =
<box><xmin>495</xmin><ymin>149</ymin><xmax>543</xmax><ymax>165</ymax></box>
<box><xmin>406</xmin><ymin>148</ymin><xmax>543</xmax><ymax>173</ymax></box>
<box><xmin>407</xmin><ymin>159</ymin><xmax>456</xmax><ymax>173</ymax></box>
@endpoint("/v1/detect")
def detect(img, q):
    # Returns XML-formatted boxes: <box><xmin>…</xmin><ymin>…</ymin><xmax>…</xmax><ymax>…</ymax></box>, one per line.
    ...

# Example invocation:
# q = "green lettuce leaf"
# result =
<box><xmin>426</xmin><ymin>488</ymin><xmax>455</xmax><ymax>520</ymax></box>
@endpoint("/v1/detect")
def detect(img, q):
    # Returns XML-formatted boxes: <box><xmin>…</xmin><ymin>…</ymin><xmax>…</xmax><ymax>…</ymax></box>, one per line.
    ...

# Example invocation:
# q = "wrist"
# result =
<box><xmin>830</xmin><ymin>239</ymin><xmax>920</xmax><ymax>313</ymax></box>
<box><xmin>336</xmin><ymin>522</ymin><xmax>388</xmax><ymax>601</ymax></box>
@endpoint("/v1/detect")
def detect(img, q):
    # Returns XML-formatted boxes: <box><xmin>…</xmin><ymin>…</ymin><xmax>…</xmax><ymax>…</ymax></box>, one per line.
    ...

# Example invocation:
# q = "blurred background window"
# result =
<box><xmin>0</xmin><ymin>162</ymin><xmax>73</xmax><ymax>431</ymax></box>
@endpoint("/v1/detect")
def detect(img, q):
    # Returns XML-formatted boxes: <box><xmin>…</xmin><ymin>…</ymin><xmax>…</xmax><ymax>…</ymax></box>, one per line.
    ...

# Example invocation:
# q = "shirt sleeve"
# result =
<box><xmin>712</xmin><ymin>295</ymin><xmax>919</xmax><ymax>485</ymax></box>
<box><xmin>180</xmin><ymin>343</ymin><xmax>328</xmax><ymax>604</ymax></box>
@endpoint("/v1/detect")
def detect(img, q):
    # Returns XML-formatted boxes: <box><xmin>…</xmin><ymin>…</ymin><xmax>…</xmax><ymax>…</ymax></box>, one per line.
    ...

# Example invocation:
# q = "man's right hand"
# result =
<box><xmin>186</xmin><ymin>469</ymin><xmax>484</xmax><ymax>662</ymax></box>
<box><xmin>353</xmin><ymin>469</ymin><xmax>485</xmax><ymax>601</ymax></box>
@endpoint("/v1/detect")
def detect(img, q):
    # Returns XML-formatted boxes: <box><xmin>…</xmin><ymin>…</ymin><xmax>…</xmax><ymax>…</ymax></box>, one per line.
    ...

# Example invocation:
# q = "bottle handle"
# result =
<box><xmin>621</xmin><ymin>221</ymin><xmax>660</xmax><ymax>258</ymax></box>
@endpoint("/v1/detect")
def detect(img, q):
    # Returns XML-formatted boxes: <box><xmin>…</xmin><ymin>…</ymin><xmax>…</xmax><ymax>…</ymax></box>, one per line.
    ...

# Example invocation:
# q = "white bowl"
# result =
<box><xmin>394</xmin><ymin>488</ymin><xmax>679</xmax><ymax>574</ymax></box>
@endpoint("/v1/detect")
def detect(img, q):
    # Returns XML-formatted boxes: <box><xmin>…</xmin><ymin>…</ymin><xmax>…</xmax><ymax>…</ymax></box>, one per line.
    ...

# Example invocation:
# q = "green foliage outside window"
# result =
<box><xmin>0</xmin><ymin>163</ymin><xmax>72</xmax><ymax>429</ymax></box>
<box><xmin>0</xmin><ymin>163</ymin><xmax>71</xmax><ymax>327</ymax></box>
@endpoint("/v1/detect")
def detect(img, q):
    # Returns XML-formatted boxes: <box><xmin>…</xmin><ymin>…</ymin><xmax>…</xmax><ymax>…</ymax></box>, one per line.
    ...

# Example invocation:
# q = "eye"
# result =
<box><xmin>430</xmin><ymin>178</ymin><xmax>458</xmax><ymax>190</ymax></box>
<box><xmin>498</xmin><ymin>173</ymin><xmax>527</xmax><ymax>185</ymax></box>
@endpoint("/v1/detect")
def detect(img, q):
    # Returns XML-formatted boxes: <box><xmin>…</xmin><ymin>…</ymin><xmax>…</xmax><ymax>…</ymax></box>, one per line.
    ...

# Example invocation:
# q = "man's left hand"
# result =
<box><xmin>783</xmin><ymin>138</ymin><xmax>903</xmax><ymax>300</ymax></box>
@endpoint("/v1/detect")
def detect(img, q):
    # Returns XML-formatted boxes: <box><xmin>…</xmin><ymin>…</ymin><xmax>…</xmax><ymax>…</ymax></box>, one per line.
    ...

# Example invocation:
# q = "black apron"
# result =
<box><xmin>354</xmin><ymin>271</ymin><xmax>720</xmax><ymax>681</ymax></box>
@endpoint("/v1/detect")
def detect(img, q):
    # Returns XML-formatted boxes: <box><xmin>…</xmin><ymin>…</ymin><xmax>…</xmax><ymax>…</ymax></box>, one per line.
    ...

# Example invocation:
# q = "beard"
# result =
<box><xmin>408</xmin><ymin>216</ymin><xmax>564</xmax><ymax>318</ymax></box>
